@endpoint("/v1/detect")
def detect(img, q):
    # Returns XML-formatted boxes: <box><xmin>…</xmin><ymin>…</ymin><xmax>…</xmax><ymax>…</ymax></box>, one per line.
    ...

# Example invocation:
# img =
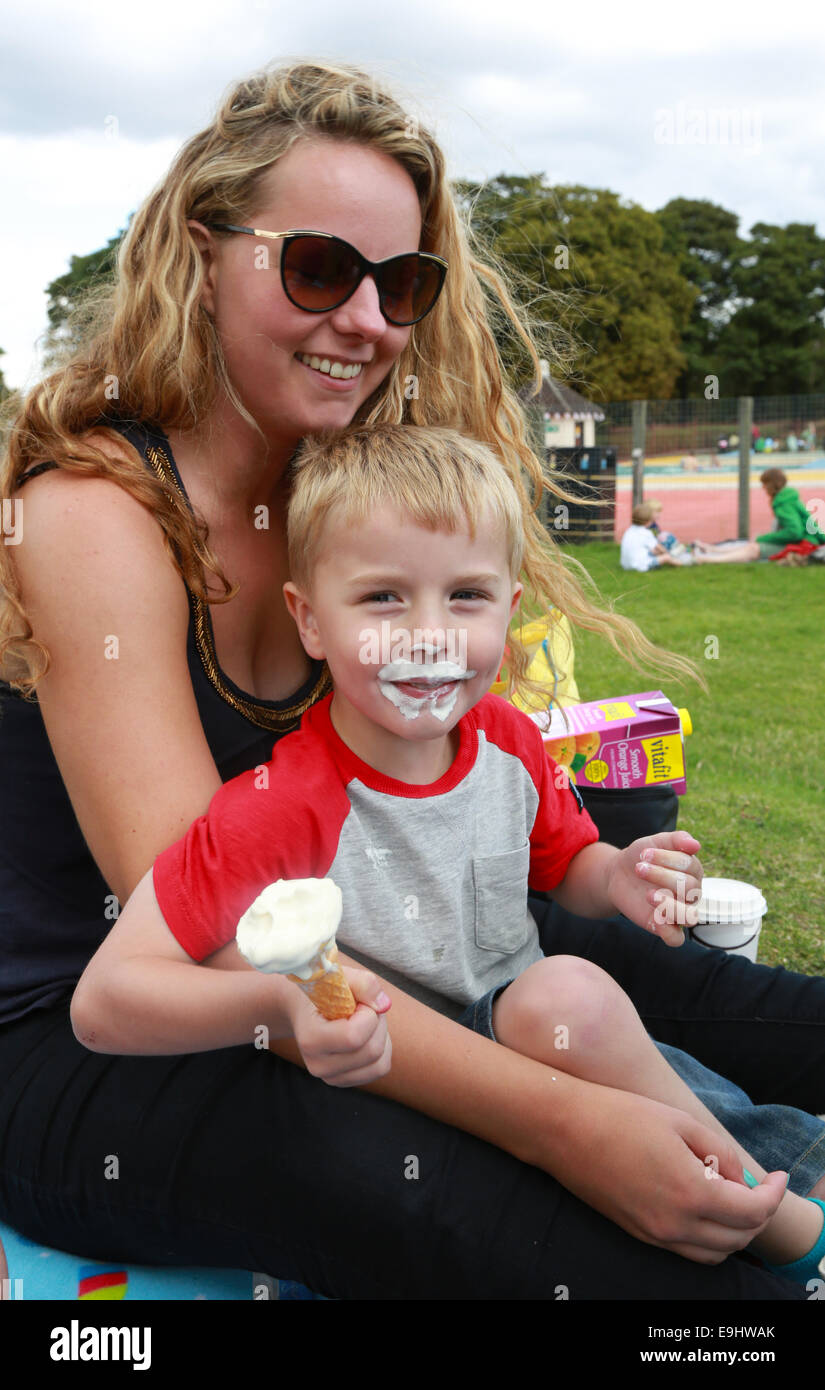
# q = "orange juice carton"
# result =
<box><xmin>528</xmin><ymin>692</ymin><xmax>692</xmax><ymax>794</ymax></box>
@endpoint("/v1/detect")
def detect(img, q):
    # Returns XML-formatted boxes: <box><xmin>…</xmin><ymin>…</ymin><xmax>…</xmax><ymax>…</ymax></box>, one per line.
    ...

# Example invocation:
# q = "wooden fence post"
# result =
<box><xmin>631</xmin><ymin>400</ymin><xmax>647</xmax><ymax>509</ymax></box>
<box><xmin>738</xmin><ymin>397</ymin><xmax>753</xmax><ymax>539</ymax></box>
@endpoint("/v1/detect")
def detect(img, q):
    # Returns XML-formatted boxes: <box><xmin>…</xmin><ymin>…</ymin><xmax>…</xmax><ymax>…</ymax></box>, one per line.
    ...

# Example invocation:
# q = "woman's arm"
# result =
<box><xmin>13</xmin><ymin>469</ymin><xmax>224</xmax><ymax>902</ymax></box>
<box><xmin>71</xmin><ymin>870</ymin><xmax>302</xmax><ymax>1053</ymax></box>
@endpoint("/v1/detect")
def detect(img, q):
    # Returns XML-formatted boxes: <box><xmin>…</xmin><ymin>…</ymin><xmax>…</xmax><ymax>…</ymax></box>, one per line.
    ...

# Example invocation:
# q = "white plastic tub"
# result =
<box><xmin>687</xmin><ymin>877</ymin><xmax>767</xmax><ymax>962</ymax></box>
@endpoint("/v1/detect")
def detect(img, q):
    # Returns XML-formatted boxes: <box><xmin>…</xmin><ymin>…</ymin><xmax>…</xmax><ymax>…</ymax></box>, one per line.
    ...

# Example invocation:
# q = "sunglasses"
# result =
<box><xmin>205</xmin><ymin>224</ymin><xmax>447</xmax><ymax>326</ymax></box>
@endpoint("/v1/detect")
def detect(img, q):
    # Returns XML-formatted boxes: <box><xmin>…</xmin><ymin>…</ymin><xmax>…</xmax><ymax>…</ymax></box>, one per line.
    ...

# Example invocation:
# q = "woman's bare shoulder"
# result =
<box><xmin>17</xmin><ymin>425</ymin><xmax>143</xmax><ymax>491</ymax></box>
<box><xmin>17</xmin><ymin>427</ymin><xmax>167</xmax><ymax>542</ymax></box>
<box><xmin>13</xmin><ymin>434</ymin><xmax>185</xmax><ymax>616</ymax></box>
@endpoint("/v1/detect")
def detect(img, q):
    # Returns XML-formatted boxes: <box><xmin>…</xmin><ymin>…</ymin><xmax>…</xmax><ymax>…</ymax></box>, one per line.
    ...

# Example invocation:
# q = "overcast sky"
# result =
<box><xmin>2</xmin><ymin>0</ymin><xmax>823</xmax><ymax>389</ymax></box>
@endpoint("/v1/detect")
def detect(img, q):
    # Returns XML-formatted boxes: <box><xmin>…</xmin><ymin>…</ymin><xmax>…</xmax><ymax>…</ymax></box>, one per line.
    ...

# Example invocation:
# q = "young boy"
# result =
<box><xmin>647</xmin><ymin>500</ymin><xmax>692</xmax><ymax>561</ymax></box>
<box><xmin>620</xmin><ymin>502</ymin><xmax>690</xmax><ymax>571</ymax></box>
<box><xmin>73</xmin><ymin>424</ymin><xmax>824</xmax><ymax>1285</ymax></box>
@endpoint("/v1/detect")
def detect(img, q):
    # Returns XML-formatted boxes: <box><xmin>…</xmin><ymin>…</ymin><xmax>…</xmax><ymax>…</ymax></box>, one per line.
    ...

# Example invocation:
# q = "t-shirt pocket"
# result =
<box><xmin>472</xmin><ymin>842</ymin><xmax>531</xmax><ymax>954</ymax></box>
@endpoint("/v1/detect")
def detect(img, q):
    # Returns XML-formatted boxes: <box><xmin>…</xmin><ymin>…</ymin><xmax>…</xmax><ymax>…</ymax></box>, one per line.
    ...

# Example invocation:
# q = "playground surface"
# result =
<box><xmin>613</xmin><ymin>454</ymin><xmax>825</xmax><ymax>543</ymax></box>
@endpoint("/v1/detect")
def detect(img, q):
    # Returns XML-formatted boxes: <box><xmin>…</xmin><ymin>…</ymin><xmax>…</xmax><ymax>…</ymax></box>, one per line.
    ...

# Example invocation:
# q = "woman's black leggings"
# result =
<box><xmin>1</xmin><ymin>902</ymin><xmax>823</xmax><ymax>1300</ymax></box>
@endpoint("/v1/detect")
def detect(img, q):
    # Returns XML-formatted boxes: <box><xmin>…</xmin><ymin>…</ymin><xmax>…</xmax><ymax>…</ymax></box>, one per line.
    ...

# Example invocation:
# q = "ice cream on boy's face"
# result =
<box><xmin>283</xmin><ymin>502</ymin><xmax>523</xmax><ymax>780</ymax></box>
<box><xmin>376</xmin><ymin>640</ymin><xmax>477</xmax><ymax>723</ymax></box>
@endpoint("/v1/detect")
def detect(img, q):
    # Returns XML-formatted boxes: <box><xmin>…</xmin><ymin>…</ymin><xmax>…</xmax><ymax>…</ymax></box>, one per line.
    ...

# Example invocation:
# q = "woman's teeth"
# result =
<box><xmin>298</xmin><ymin>354</ymin><xmax>363</xmax><ymax>379</ymax></box>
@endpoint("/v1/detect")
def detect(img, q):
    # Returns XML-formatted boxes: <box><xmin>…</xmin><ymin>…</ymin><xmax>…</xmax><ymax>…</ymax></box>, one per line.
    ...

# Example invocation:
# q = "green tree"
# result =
<box><xmin>43</xmin><ymin>228</ymin><xmax>126</xmax><ymax>367</ymax></box>
<box><xmin>456</xmin><ymin>175</ymin><xmax>696</xmax><ymax>401</ymax></box>
<box><xmin>714</xmin><ymin>223</ymin><xmax>825</xmax><ymax>395</ymax></box>
<box><xmin>0</xmin><ymin>349</ymin><xmax>23</xmax><ymax>442</ymax></box>
<box><xmin>656</xmin><ymin>198</ymin><xmax>743</xmax><ymax>397</ymax></box>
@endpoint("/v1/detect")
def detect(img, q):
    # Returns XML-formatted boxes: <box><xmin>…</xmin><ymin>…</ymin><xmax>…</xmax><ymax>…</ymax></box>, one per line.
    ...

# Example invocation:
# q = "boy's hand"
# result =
<box><xmin>606</xmin><ymin>831</ymin><xmax>702</xmax><ymax>947</ymax></box>
<box><xmin>285</xmin><ymin>967</ymin><xmax>392</xmax><ymax>1087</ymax></box>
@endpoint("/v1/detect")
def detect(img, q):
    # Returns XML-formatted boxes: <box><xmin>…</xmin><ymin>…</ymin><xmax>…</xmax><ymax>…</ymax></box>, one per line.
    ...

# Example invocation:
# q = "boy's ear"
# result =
<box><xmin>283</xmin><ymin>581</ymin><xmax>325</xmax><ymax>660</ymax></box>
<box><xmin>508</xmin><ymin>581</ymin><xmax>524</xmax><ymax>618</ymax></box>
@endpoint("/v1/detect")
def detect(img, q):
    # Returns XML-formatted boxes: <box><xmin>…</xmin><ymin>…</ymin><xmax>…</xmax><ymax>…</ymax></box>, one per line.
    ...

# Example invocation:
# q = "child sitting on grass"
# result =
<box><xmin>72</xmin><ymin>424</ymin><xmax>825</xmax><ymax>1286</ymax></box>
<box><xmin>620</xmin><ymin>502</ymin><xmax>692</xmax><ymax>571</ymax></box>
<box><xmin>694</xmin><ymin>468</ymin><xmax>825</xmax><ymax>564</ymax></box>
<box><xmin>647</xmin><ymin>500</ymin><xmax>692</xmax><ymax>561</ymax></box>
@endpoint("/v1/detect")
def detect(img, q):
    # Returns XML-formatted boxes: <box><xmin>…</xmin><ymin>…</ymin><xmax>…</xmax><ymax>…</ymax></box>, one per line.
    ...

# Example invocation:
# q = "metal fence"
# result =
<box><xmin>587</xmin><ymin>394</ymin><xmax>825</xmax><ymax>543</ymax></box>
<box><xmin>596</xmin><ymin>394</ymin><xmax>825</xmax><ymax>463</ymax></box>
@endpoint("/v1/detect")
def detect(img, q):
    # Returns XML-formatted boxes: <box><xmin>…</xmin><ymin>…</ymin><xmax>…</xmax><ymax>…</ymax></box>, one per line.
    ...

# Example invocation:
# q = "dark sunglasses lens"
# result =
<box><xmin>282</xmin><ymin>236</ymin><xmax>361</xmax><ymax>309</ymax></box>
<box><xmin>379</xmin><ymin>256</ymin><xmax>443</xmax><ymax>324</ymax></box>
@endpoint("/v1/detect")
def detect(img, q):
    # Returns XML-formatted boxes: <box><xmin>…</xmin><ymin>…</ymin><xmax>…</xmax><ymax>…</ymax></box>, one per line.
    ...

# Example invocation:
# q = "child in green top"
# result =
<box><xmin>694</xmin><ymin>468</ymin><xmax>825</xmax><ymax>563</ymax></box>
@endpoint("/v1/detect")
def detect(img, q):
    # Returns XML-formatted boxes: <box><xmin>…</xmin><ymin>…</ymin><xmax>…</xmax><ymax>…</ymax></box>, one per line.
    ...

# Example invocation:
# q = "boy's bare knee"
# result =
<box><xmin>495</xmin><ymin>954</ymin><xmax>628</xmax><ymax>1056</ymax></box>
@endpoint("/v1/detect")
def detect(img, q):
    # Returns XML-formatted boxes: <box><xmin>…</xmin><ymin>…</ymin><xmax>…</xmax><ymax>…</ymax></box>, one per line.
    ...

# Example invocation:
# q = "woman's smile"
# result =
<box><xmin>295</xmin><ymin>352</ymin><xmax>366</xmax><ymax>383</ymax></box>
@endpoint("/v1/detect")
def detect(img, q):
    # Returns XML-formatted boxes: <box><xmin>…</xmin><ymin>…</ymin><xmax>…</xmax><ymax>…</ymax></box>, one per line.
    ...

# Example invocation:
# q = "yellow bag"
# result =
<box><xmin>490</xmin><ymin>611</ymin><xmax>583</xmax><ymax>779</ymax></box>
<box><xmin>489</xmin><ymin>611</ymin><xmax>580</xmax><ymax>710</ymax></box>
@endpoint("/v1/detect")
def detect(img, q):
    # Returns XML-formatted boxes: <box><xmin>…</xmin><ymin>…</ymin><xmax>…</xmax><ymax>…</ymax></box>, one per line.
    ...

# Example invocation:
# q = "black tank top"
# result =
<box><xmin>0</xmin><ymin>420</ymin><xmax>332</xmax><ymax>1025</ymax></box>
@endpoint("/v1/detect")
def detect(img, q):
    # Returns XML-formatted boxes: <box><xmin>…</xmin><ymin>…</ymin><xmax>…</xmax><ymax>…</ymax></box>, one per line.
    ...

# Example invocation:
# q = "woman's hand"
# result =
<box><xmin>283</xmin><ymin>967</ymin><xmax>392</xmax><ymax>1087</ymax></box>
<box><xmin>540</xmin><ymin>1083</ymin><xmax>786</xmax><ymax>1263</ymax></box>
<box><xmin>606</xmin><ymin>831</ymin><xmax>702</xmax><ymax>947</ymax></box>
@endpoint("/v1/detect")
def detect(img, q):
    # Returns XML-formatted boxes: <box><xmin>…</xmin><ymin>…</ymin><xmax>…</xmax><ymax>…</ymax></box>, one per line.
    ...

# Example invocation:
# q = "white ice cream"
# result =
<box><xmin>377</xmin><ymin>658</ymin><xmax>477</xmax><ymax>722</ymax></box>
<box><xmin>235</xmin><ymin>878</ymin><xmax>343</xmax><ymax>978</ymax></box>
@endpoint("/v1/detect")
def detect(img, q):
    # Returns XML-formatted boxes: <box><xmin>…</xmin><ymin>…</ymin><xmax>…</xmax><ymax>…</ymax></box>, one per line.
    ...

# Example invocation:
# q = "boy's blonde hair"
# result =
<box><xmin>288</xmin><ymin>422</ymin><xmax>524</xmax><ymax>587</ymax></box>
<box><xmin>632</xmin><ymin>501</ymin><xmax>657</xmax><ymax>525</ymax></box>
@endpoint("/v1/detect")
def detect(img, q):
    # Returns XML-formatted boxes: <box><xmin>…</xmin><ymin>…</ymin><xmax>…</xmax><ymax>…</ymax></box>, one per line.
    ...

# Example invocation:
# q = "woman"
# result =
<box><xmin>0</xmin><ymin>60</ymin><xmax>823</xmax><ymax>1300</ymax></box>
<box><xmin>694</xmin><ymin>467</ymin><xmax>825</xmax><ymax>562</ymax></box>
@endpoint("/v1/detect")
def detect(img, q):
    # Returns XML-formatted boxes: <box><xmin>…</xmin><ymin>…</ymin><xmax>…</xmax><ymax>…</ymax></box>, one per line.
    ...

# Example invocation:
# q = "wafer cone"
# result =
<box><xmin>287</xmin><ymin>941</ymin><xmax>356</xmax><ymax>1020</ymax></box>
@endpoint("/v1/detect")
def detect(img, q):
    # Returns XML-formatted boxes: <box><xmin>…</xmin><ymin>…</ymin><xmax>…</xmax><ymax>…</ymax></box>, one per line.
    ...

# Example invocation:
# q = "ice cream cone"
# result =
<box><xmin>235</xmin><ymin>879</ymin><xmax>356</xmax><ymax>1020</ymax></box>
<box><xmin>287</xmin><ymin>941</ymin><xmax>356</xmax><ymax>1020</ymax></box>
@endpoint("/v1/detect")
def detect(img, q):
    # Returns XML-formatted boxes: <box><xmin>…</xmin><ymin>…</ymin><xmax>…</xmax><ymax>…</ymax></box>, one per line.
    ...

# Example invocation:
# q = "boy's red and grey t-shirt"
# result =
<box><xmin>153</xmin><ymin>692</ymin><xmax>599</xmax><ymax>1019</ymax></box>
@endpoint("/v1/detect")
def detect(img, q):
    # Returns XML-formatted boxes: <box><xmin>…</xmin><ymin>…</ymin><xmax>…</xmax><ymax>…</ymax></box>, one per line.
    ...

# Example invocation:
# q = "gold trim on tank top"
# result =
<box><xmin>146</xmin><ymin>444</ymin><xmax>331</xmax><ymax>731</ymax></box>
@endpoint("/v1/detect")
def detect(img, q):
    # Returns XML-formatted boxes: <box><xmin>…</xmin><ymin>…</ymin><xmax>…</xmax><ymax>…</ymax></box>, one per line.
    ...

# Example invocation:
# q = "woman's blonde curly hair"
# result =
<box><xmin>0</xmin><ymin>57</ymin><xmax>700</xmax><ymax>700</ymax></box>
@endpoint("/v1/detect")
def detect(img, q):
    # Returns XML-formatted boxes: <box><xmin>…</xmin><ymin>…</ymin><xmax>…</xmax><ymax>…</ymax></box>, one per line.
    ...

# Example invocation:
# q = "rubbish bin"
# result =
<box><xmin>543</xmin><ymin>446</ymin><xmax>617</xmax><ymax>543</ymax></box>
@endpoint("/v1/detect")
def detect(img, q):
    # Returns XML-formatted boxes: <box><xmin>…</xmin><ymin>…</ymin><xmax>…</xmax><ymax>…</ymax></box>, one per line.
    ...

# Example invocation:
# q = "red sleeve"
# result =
<box><xmin>526</xmin><ymin>733</ymin><xmax>600</xmax><ymax>890</ymax></box>
<box><xmin>152</xmin><ymin>734</ymin><xmax>349</xmax><ymax>962</ymax></box>
<box><xmin>473</xmin><ymin>695</ymin><xmax>599</xmax><ymax>891</ymax></box>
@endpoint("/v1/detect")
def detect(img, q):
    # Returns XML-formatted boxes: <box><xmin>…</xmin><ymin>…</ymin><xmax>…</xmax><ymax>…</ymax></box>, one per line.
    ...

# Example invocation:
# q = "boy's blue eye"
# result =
<box><xmin>362</xmin><ymin>589</ymin><xmax>488</xmax><ymax>602</ymax></box>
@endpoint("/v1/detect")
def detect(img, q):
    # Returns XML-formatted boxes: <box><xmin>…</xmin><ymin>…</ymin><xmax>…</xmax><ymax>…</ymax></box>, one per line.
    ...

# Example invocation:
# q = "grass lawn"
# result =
<box><xmin>527</xmin><ymin>542</ymin><xmax>824</xmax><ymax>974</ymax></box>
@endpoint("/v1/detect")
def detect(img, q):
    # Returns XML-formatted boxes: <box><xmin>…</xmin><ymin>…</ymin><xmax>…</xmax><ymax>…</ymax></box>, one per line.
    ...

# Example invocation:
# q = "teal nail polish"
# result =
<box><xmin>743</xmin><ymin>1167</ymin><xmax>759</xmax><ymax>1188</ymax></box>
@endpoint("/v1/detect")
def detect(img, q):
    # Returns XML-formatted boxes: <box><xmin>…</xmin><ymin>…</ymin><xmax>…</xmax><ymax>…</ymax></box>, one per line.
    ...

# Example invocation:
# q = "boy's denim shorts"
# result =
<box><xmin>457</xmin><ymin>981</ymin><xmax>513</xmax><ymax>1042</ymax></box>
<box><xmin>457</xmin><ymin>979</ymin><xmax>825</xmax><ymax>1196</ymax></box>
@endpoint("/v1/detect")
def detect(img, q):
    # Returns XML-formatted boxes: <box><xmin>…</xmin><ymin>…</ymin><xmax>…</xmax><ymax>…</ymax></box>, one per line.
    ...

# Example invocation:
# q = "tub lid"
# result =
<box><xmin>696</xmin><ymin>876</ymin><xmax>768</xmax><ymax>924</ymax></box>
